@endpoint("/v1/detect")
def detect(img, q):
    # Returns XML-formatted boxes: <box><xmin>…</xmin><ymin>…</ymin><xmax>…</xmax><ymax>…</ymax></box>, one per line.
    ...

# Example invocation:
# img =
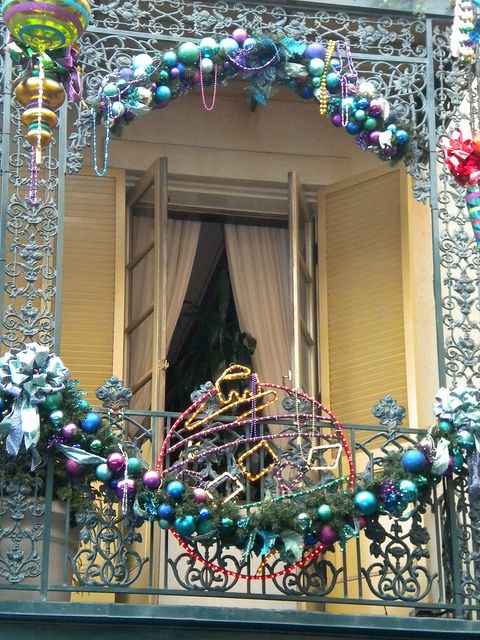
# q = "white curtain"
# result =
<box><xmin>224</xmin><ymin>224</ymin><xmax>292</xmax><ymax>388</ymax></box>
<box><xmin>166</xmin><ymin>218</ymin><xmax>201</xmax><ymax>346</ymax></box>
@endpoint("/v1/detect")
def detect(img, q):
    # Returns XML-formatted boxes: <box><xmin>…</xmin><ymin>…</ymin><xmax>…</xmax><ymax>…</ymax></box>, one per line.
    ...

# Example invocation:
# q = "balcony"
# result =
<box><xmin>0</xmin><ymin>394</ymin><xmax>479</xmax><ymax>639</ymax></box>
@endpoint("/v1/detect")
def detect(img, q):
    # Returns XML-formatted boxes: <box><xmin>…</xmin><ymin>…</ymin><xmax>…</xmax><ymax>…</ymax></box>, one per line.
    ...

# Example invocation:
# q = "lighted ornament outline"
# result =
<box><xmin>157</xmin><ymin>374</ymin><xmax>355</xmax><ymax>581</ymax></box>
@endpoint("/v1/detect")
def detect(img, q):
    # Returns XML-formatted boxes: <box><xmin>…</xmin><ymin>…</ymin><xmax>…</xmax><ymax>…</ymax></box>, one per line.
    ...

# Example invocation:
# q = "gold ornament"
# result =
<box><xmin>319</xmin><ymin>40</ymin><xmax>336</xmax><ymax>117</ymax></box>
<box><xmin>237</xmin><ymin>438</ymin><xmax>279</xmax><ymax>482</ymax></box>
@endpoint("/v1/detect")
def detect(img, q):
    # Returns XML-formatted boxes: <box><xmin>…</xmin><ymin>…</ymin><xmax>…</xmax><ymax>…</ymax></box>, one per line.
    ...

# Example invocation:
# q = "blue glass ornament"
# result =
<box><xmin>166</xmin><ymin>480</ymin><xmax>184</xmax><ymax>499</ymax></box>
<box><xmin>383</xmin><ymin>493</ymin><xmax>400</xmax><ymax>511</ymax></box>
<box><xmin>155</xmin><ymin>86</ymin><xmax>171</xmax><ymax>103</ymax></box>
<box><xmin>401</xmin><ymin>449</ymin><xmax>427</xmax><ymax>474</ymax></box>
<box><xmin>95</xmin><ymin>463</ymin><xmax>112</xmax><ymax>482</ymax></box>
<box><xmin>353</xmin><ymin>490</ymin><xmax>377</xmax><ymax>516</ymax></box>
<box><xmin>157</xmin><ymin>503</ymin><xmax>174</xmax><ymax>521</ymax></box>
<box><xmin>438</xmin><ymin>419</ymin><xmax>452</xmax><ymax>434</ymax></box>
<box><xmin>346</xmin><ymin>122</ymin><xmax>361</xmax><ymax>135</ymax></box>
<box><xmin>325</xmin><ymin>72</ymin><xmax>340</xmax><ymax>92</ymax></box>
<box><xmin>395</xmin><ymin>129</ymin><xmax>409</xmax><ymax>145</ymax></box>
<box><xmin>299</xmin><ymin>86</ymin><xmax>313</xmax><ymax>100</ymax></box>
<box><xmin>304</xmin><ymin>532</ymin><xmax>317</xmax><ymax>546</ymax></box>
<box><xmin>398</xmin><ymin>479</ymin><xmax>418</xmax><ymax>502</ymax></box>
<box><xmin>355</xmin><ymin>97</ymin><xmax>369</xmax><ymax>110</ymax></box>
<box><xmin>329</xmin><ymin>57</ymin><xmax>341</xmax><ymax>70</ymax></box>
<box><xmin>163</xmin><ymin>51</ymin><xmax>177</xmax><ymax>67</ymax></box>
<box><xmin>197</xmin><ymin>507</ymin><xmax>210</xmax><ymax>520</ymax></box>
<box><xmin>80</xmin><ymin>412</ymin><xmax>101</xmax><ymax>433</ymax></box>
<box><xmin>174</xmin><ymin>515</ymin><xmax>196</xmax><ymax>536</ymax></box>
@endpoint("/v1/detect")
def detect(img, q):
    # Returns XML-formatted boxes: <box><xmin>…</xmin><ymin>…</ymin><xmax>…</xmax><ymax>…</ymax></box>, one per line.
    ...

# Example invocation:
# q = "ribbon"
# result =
<box><xmin>0</xmin><ymin>343</ymin><xmax>69</xmax><ymax>468</ymax></box>
<box><xmin>442</xmin><ymin>129</ymin><xmax>480</xmax><ymax>187</ymax></box>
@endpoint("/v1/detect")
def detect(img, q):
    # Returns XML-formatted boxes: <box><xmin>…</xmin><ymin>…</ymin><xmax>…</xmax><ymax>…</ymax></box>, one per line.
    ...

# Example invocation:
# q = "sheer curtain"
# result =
<box><xmin>224</xmin><ymin>224</ymin><xmax>292</xmax><ymax>388</ymax></box>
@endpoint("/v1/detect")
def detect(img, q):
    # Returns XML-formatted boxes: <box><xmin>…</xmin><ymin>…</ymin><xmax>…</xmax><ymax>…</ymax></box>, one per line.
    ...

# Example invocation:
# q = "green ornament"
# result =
<box><xmin>103</xmin><ymin>82</ymin><xmax>119</xmax><ymax>97</ymax></box>
<box><xmin>219</xmin><ymin>517</ymin><xmax>234</xmax><ymax>534</ymax></box>
<box><xmin>48</xmin><ymin>410</ymin><xmax>64</xmax><ymax>429</ymax></box>
<box><xmin>398</xmin><ymin>479</ymin><xmax>418</xmax><ymax>502</ymax></box>
<box><xmin>308</xmin><ymin>58</ymin><xmax>325</xmax><ymax>77</ymax></box>
<box><xmin>177</xmin><ymin>42</ymin><xmax>199</xmax><ymax>65</ymax></box>
<box><xmin>363</xmin><ymin>117</ymin><xmax>378</xmax><ymax>131</ymax></box>
<box><xmin>127</xmin><ymin>457</ymin><xmax>142</xmax><ymax>477</ymax></box>
<box><xmin>196</xmin><ymin>518</ymin><xmax>215</xmax><ymax>536</ymax></box>
<box><xmin>296</xmin><ymin>512</ymin><xmax>312</xmax><ymax>532</ymax></box>
<box><xmin>311</xmin><ymin>76</ymin><xmax>321</xmax><ymax>88</ymax></box>
<box><xmin>77</xmin><ymin>399</ymin><xmax>89</xmax><ymax>411</ymax></box>
<box><xmin>457</xmin><ymin>429</ymin><xmax>475</xmax><ymax>451</ymax></box>
<box><xmin>90</xmin><ymin>439</ymin><xmax>103</xmax><ymax>453</ymax></box>
<box><xmin>416</xmin><ymin>475</ymin><xmax>428</xmax><ymax>487</ymax></box>
<box><xmin>452</xmin><ymin>452</ymin><xmax>464</xmax><ymax>473</ymax></box>
<box><xmin>41</xmin><ymin>391</ymin><xmax>64</xmax><ymax>412</ymax></box>
<box><xmin>316</xmin><ymin>504</ymin><xmax>333</xmax><ymax>523</ymax></box>
<box><xmin>354</xmin><ymin>109</ymin><xmax>366</xmax><ymax>121</ymax></box>
<box><xmin>157</xmin><ymin>69</ymin><xmax>169</xmax><ymax>83</ymax></box>
<box><xmin>437</xmin><ymin>419</ymin><xmax>452</xmax><ymax>434</ymax></box>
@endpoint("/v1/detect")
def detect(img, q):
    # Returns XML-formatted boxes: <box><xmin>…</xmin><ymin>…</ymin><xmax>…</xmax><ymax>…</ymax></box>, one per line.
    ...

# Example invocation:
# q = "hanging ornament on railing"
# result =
<box><xmin>1</xmin><ymin>0</ymin><xmax>91</xmax><ymax>175</ymax></box>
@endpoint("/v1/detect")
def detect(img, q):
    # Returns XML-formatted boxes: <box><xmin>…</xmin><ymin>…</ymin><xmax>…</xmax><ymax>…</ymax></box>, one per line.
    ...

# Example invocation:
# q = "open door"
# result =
<box><xmin>289</xmin><ymin>171</ymin><xmax>318</xmax><ymax>397</ymax></box>
<box><xmin>124</xmin><ymin>158</ymin><xmax>168</xmax><ymax>411</ymax></box>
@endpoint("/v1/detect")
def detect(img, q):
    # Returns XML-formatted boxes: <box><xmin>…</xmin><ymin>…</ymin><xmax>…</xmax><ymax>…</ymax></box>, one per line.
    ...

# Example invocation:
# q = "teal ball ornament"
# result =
<box><xmin>416</xmin><ymin>475</ymin><xmax>428</xmax><ymax>488</ymax></box>
<box><xmin>401</xmin><ymin>449</ymin><xmax>427</xmax><ymax>475</ymax></box>
<box><xmin>174</xmin><ymin>515</ymin><xmax>196</xmax><ymax>536</ymax></box>
<box><xmin>196</xmin><ymin>518</ymin><xmax>215</xmax><ymax>536</ymax></box>
<box><xmin>199</xmin><ymin>37</ymin><xmax>219</xmax><ymax>58</ymax></box>
<box><xmin>177</xmin><ymin>42</ymin><xmax>199</xmax><ymax>65</ymax></box>
<box><xmin>355</xmin><ymin>108</ymin><xmax>366</xmax><ymax>121</ymax></box>
<box><xmin>363</xmin><ymin>117</ymin><xmax>378</xmax><ymax>131</ymax></box>
<box><xmin>457</xmin><ymin>429</ymin><xmax>475</xmax><ymax>451</ymax></box>
<box><xmin>127</xmin><ymin>457</ymin><xmax>142</xmax><ymax>477</ymax></box>
<box><xmin>308</xmin><ymin>57</ymin><xmax>325</xmax><ymax>77</ymax></box>
<box><xmin>219</xmin><ymin>517</ymin><xmax>235</xmax><ymax>534</ymax></box>
<box><xmin>325</xmin><ymin>72</ymin><xmax>340</xmax><ymax>92</ymax></box>
<box><xmin>103</xmin><ymin>82</ymin><xmax>119</xmax><ymax>98</ymax></box>
<box><xmin>111</xmin><ymin>101</ymin><xmax>125</xmax><ymax>118</ymax></box>
<box><xmin>158</xmin><ymin>519</ymin><xmax>171</xmax><ymax>530</ymax></box>
<box><xmin>353</xmin><ymin>490</ymin><xmax>377</xmax><ymax>516</ymax></box>
<box><xmin>48</xmin><ymin>410</ymin><xmax>64</xmax><ymax>429</ymax></box>
<box><xmin>80</xmin><ymin>412</ymin><xmax>101</xmax><ymax>433</ymax></box>
<box><xmin>155</xmin><ymin>85</ymin><xmax>171</xmax><ymax>103</ymax></box>
<box><xmin>90</xmin><ymin>439</ymin><xmax>103</xmax><ymax>454</ymax></box>
<box><xmin>316</xmin><ymin>504</ymin><xmax>333</xmax><ymax>523</ymax></box>
<box><xmin>95</xmin><ymin>463</ymin><xmax>113</xmax><ymax>482</ymax></box>
<box><xmin>398</xmin><ymin>479</ymin><xmax>418</xmax><ymax>502</ymax></box>
<box><xmin>395</xmin><ymin>129</ymin><xmax>409</xmax><ymax>145</ymax></box>
<box><xmin>157</xmin><ymin>69</ymin><xmax>169</xmax><ymax>83</ymax></box>
<box><xmin>342</xmin><ymin>97</ymin><xmax>356</xmax><ymax>114</ymax></box>
<box><xmin>452</xmin><ymin>452</ymin><xmax>464</xmax><ymax>472</ymax></box>
<box><xmin>296</xmin><ymin>512</ymin><xmax>312</xmax><ymax>532</ymax></box>
<box><xmin>77</xmin><ymin>399</ymin><xmax>89</xmax><ymax>411</ymax></box>
<box><xmin>356</xmin><ymin>97</ymin><xmax>369</xmax><ymax>110</ymax></box>
<box><xmin>163</xmin><ymin>51</ymin><xmax>177</xmax><ymax>67</ymax></box>
<box><xmin>166</xmin><ymin>480</ymin><xmax>184</xmax><ymax>500</ymax></box>
<box><xmin>41</xmin><ymin>391</ymin><xmax>64</xmax><ymax>412</ymax></box>
<box><xmin>438</xmin><ymin>419</ymin><xmax>453</xmax><ymax>434</ymax></box>
<box><xmin>220</xmin><ymin>37</ymin><xmax>239</xmax><ymax>55</ymax></box>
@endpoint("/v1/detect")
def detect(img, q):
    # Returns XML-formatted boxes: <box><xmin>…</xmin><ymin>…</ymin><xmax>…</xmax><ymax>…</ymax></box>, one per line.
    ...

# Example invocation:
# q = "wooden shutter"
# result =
<box><xmin>60</xmin><ymin>169</ymin><xmax>125</xmax><ymax>405</ymax></box>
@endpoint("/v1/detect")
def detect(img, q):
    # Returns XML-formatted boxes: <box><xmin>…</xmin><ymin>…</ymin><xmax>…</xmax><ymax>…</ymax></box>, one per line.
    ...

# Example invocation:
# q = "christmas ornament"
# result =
<box><xmin>157</xmin><ymin>503</ymin><xmax>174</xmax><ymax>521</ymax></box>
<box><xmin>353</xmin><ymin>490</ymin><xmax>377</xmax><ymax>516</ymax></box>
<box><xmin>316</xmin><ymin>504</ymin><xmax>333</xmax><ymax>523</ymax></box>
<box><xmin>166</xmin><ymin>480</ymin><xmax>184</xmax><ymax>499</ymax></box>
<box><xmin>398</xmin><ymin>479</ymin><xmax>418</xmax><ymax>503</ymax></box>
<box><xmin>80</xmin><ymin>411</ymin><xmax>101</xmax><ymax>433</ymax></box>
<box><xmin>401</xmin><ymin>449</ymin><xmax>427</xmax><ymax>474</ymax></box>
<box><xmin>106</xmin><ymin>452</ymin><xmax>125</xmax><ymax>473</ymax></box>
<box><xmin>174</xmin><ymin>515</ymin><xmax>196</xmax><ymax>536</ymax></box>
<box><xmin>95</xmin><ymin>463</ymin><xmax>112</xmax><ymax>482</ymax></box>
<box><xmin>142</xmin><ymin>470</ymin><xmax>160</xmax><ymax>490</ymax></box>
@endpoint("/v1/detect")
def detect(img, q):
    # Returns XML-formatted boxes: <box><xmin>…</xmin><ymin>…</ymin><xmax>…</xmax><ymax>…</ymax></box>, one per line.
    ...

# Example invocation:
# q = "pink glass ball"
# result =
<box><xmin>368</xmin><ymin>131</ymin><xmax>381</xmax><ymax>145</ymax></box>
<box><xmin>368</xmin><ymin>100</ymin><xmax>382</xmax><ymax>117</ymax></box>
<box><xmin>65</xmin><ymin>459</ymin><xmax>83</xmax><ymax>477</ymax></box>
<box><xmin>62</xmin><ymin>423</ymin><xmax>77</xmax><ymax>439</ymax></box>
<box><xmin>107</xmin><ymin>452</ymin><xmax>125</xmax><ymax>473</ymax></box>
<box><xmin>115</xmin><ymin>478</ymin><xmax>136</xmax><ymax>499</ymax></box>
<box><xmin>193</xmin><ymin>488</ymin><xmax>208</xmax><ymax>503</ymax></box>
<box><xmin>232</xmin><ymin>28</ymin><xmax>248</xmax><ymax>44</ymax></box>
<box><xmin>318</xmin><ymin>525</ymin><xmax>338</xmax><ymax>546</ymax></box>
<box><xmin>357</xmin><ymin>516</ymin><xmax>367</xmax><ymax>530</ymax></box>
<box><xmin>142</xmin><ymin>470</ymin><xmax>161</xmax><ymax>490</ymax></box>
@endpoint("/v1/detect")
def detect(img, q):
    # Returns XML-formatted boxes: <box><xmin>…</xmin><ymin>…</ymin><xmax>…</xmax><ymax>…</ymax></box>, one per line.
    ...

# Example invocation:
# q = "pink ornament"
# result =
<box><xmin>65</xmin><ymin>459</ymin><xmax>83</xmax><ymax>477</ymax></box>
<box><xmin>346</xmin><ymin>82</ymin><xmax>357</xmax><ymax>94</ymax></box>
<box><xmin>232</xmin><ymin>28</ymin><xmax>248</xmax><ymax>44</ymax></box>
<box><xmin>356</xmin><ymin>516</ymin><xmax>367</xmax><ymax>530</ymax></box>
<box><xmin>192</xmin><ymin>70</ymin><xmax>201</xmax><ymax>84</ymax></box>
<box><xmin>107</xmin><ymin>452</ymin><xmax>125</xmax><ymax>473</ymax></box>
<box><xmin>115</xmin><ymin>478</ymin><xmax>136</xmax><ymax>499</ymax></box>
<box><xmin>368</xmin><ymin>131</ymin><xmax>381</xmax><ymax>145</ymax></box>
<box><xmin>143</xmin><ymin>470</ymin><xmax>161</xmax><ymax>490</ymax></box>
<box><xmin>368</xmin><ymin>100</ymin><xmax>382</xmax><ymax>117</ymax></box>
<box><xmin>193</xmin><ymin>488</ymin><xmax>208</xmax><ymax>503</ymax></box>
<box><xmin>62</xmin><ymin>423</ymin><xmax>77</xmax><ymax>439</ymax></box>
<box><xmin>318</xmin><ymin>525</ymin><xmax>338</xmax><ymax>546</ymax></box>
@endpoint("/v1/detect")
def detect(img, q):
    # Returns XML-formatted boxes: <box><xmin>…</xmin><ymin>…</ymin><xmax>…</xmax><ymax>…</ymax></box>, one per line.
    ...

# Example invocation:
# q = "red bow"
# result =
<box><xmin>442</xmin><ymin>129</ymin><xmax>480</xmax><ymax>187</ymax></box>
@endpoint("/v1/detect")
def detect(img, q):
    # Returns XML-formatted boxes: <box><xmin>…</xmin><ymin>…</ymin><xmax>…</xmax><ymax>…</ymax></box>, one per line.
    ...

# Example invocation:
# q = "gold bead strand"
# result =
<box><xmin>318</xmin><ymin>40</ymin><xmax>336</xmax><ymax>116</ymax></box>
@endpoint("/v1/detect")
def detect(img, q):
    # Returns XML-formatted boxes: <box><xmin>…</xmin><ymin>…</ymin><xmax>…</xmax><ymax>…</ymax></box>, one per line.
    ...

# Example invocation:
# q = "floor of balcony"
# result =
<box><xmin>1</xmin><ymin>602</ymin><xmax>480</xmax><ymax>640</ymax></box>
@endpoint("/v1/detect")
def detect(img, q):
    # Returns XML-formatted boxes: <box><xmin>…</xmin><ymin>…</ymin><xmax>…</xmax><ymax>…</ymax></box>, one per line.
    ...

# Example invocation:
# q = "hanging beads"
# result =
<box><xmin>92</xmin><ymin>99</ymin><xmax>111</xmax><ymax>177</ymax></box>
<box><xmin>319</xmin><ymin>39</ymin><xmax>336</xmax><ymax>116</ymax></box>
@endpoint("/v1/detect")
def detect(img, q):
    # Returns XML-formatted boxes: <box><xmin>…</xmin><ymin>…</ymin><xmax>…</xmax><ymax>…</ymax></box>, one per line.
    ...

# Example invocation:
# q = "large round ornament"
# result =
<box><xmin>177</xmin><ymin>42</ymin><xmax>199</xmax><ymax>65</ymax></box>
<box><xmin>308</xmin><ymin>58</ymin><xmax>325</xmax><ymax>77</ymax></box>
<box><xmin>95</xmin><ymin>462</ymin><xmax>112</xmax><ymax>482</ymax></box>
<box><xmin>174</xmin><ymin>515</ymin><xmax>196</xmax><ymax>536</ymax></box>
<box><xmin>316</xmin><ymin>504</ymin><xmax>333</xmax><ymax>523</ymax></box>
<box><xmin>457</xmin><ymin>429</ymin><xmax>475</xmax><ymax>451</ymax></box>
<box><xmin>398</xmin><ymin>479</ymin><xmax>418</xmax><ymax>502</ymax></box>
<box><xmin>166</xmin><ymin>480</ymin><xmax>184</xmax><ymax>500</ymax></box>
<box><xmin>304</xmin><ymin>42</ymin><xmax>326</xmax><ymax>60</ymax></box>
<box><xmin>41</xmin><ymin>390</ymin><xmax>63</xmax><ymax>412</ymax></box>
<box><xmin>219</xmin><ymin>37</ymin><xmax>239</xmax><ymax>55</ymax></box>
<box><xmin>142</xmin><ymin>470</ymin><xmax>160</xmax><ymax>490</ymax></box>
<box><xmin>2</xmin><ymin>0</ymin><xmax>91</xmax><ymax>52</ymax></box>
<box><xmin>353</xmin><ymin>490</ymin><xmax>377</xmax><ymax>516</ymax></box>
<box><xmin>401</xmin><ymin>449</ymin><xmax>427</xmax><ymax>475</ymax></box>
<box><xmin>65</xmin><ymin>458</ymin><xmax>83</xmax><ymax>477</ymax></box>
<box><xmin>80</xmin><ymin>412</ymin><xmax>101</xmax><ymax>433</ymax></box>
<box><xmin>199</xmin><ymin>37</ymin><xmax>219</xmax><ymax>58</ymax></box>
<box><xmin>157</xmin><ymin>503</ymin><xmax>174</xmax><ymax>521</ymax></box>
<box><xmin>106</xmin><ymin>452</ymin><xmax>125</xmax><ymax>473</ymax></box>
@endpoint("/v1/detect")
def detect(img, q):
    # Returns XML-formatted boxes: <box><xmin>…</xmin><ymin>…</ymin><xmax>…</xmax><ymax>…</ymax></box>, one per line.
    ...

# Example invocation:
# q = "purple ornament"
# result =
<box><xmin>368</xmin><ymin>131</ymin><xmax>381</xmax><ymax>146</ymax></box>
<box><xmin>331</xmin><ymin>113</ymin><xmax>343</xmax><ymax>128</ymax></box>
<box><xmin>368</xmin><ymin>100</ymin><xmax>382</xmax><ymax>117</ymax></box>
<box><xmin>169</xmin><ymin>67</ymin><xmax>180</xmax><ymax>79</ymax></box>
<box><xmin>192</xmin><ymin>70</ymin><xmax>201</xmax><ymax>84</ymax></box>
<box><xmin>62</xmin><ymin>423</ymin><xmax>77</xmax><ymax>439</ymax></box>
<box><xmin>318</xmin><ymin>525</ymin><xmax>338</xmax><ymax>546</ymax></box>
<box><xmin>346</xmin><ymin>82</ymin><xmax>357</xmax><ymax>94</ymax></box>
<box><xmin>115</xmin><ymin>478</ymin><xmax>136</xmax><ymax>499</ymax></box>
<box><xmin>356</xmin><ymin>516</ymin><xmax>367</xmax><ymax>530</ymax></box>
<box><xmin>143</xmin><ymin>470</ymin><xmax>161</xmax><ymax>490</ymax></box>
<box><xmin>107</xmin><ymin>452</ymin><xmax>126</xmax><ymax>473</ymax></box>
<box><xmin>231</xmin><ymin>28</ymin><xmax>248</xmax><ymax>44</ymax></box>
<box><xmin>119</xmin><ymin>67</ymin><xmax>134</xmax><ymax>81</ymax></box>
<box><xmin>65</xmin><ymin>459</ymin><xmax>83</xmax><ymax>477</ymax></box>
<box><xmin>193</xmin><ymin>488</ymin><xmax>208</xmax><ymax>503</ymax></box>
<box><xmin>305</xmin><ymin>42</ymin><xmax>326</xmax><ymax>60</ymax></box>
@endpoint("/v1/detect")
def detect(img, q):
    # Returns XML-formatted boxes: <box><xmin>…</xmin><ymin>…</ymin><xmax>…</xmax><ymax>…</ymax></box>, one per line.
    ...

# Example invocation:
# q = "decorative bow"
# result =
<box><xmin>442</xmin><ymin>129</ymin><xmax>480</xmax><ymax>187</ymax></box>
<box><xmin>0</xmin><ymin>343</ymin><xmax>69</xmax><ymax>468</ymax></box>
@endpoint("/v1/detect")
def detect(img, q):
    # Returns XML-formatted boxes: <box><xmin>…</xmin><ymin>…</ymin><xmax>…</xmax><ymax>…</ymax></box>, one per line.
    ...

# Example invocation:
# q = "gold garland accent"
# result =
<box><xmin>318</xmin><ymin>40</ymin><xmax>337</xmax><ymax>116</ymax></box>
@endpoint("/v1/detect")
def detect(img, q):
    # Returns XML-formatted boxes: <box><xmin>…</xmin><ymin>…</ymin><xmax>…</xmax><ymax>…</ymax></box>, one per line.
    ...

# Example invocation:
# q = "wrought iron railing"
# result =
<box><xmin>0</xmin><ymin>406</ymin><xmax>478</xmax><ymax>619</ymax></box>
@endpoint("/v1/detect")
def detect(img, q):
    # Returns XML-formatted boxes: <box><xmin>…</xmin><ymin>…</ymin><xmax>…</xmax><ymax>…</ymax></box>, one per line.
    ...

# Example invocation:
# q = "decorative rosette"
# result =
<box><xmin>0</xmin><ymin>342</ymin><xmax>69</xmax><ymax>467</ymax></box>
<box><xmin>442</xmin><ymin>129</ymin><xmax>480</xmax><ymax>187</ymax></box>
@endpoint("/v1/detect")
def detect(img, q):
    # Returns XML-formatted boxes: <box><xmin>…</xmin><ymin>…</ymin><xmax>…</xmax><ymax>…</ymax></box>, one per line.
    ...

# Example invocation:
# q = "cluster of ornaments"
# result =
<box><xmin>96</xmin><ymin>29</ymin><xmax>410</xmax><ymax>164</ymax></box>
<box><xmin>451</xmin><ymin>0</ymin><xmax>477</xmax><ymax>66</ymax></box>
